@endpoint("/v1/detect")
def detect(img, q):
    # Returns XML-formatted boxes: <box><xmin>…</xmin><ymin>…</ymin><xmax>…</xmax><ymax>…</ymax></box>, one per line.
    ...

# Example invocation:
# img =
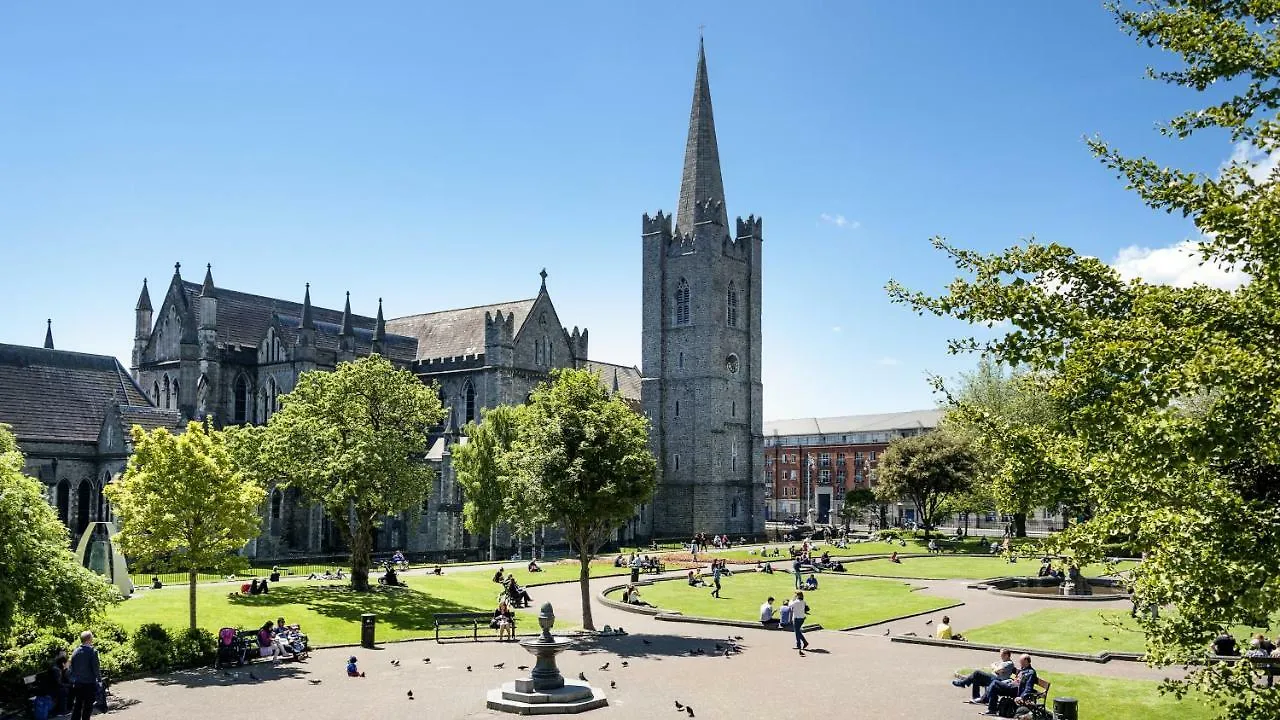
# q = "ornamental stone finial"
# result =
<box><xmin>538</xmin><ymin>602</ymin><xmax>555</xmax><ymax>642</ymax></box>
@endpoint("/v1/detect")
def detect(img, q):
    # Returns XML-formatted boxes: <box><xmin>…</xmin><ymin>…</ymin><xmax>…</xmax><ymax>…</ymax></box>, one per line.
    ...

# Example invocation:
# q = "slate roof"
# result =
<box><xmin>177</xmin><ymin>281</ymin><xmax>418</xmax><ymax>363</ymax></box>
<box><xmin>583</xmin><ymin>361</ymin><xmax>642</xmax><ymax>402</ymax></box>
<box><xmin>273</xmin><ymin>316</ymin><xmax>418</xmax><ymax>364</ymax></box>
<box><xmin>763</xmin><ymin>409</ymin><xmax>943</xmax><ymax>438</ymax></box>
<box><xmin>0</xmin><ymin>343</ymin><xmax>158</xmax><ymax>444</ymax></box>
<box><xmin>117</xmin><ymin>405</ymin><xmax>185</xmax><ymax>435</ymax></box>
<box><xmin>385</xmin><ymin>299</ymin><xmax>536</xmax><ymax>361</ymax></box>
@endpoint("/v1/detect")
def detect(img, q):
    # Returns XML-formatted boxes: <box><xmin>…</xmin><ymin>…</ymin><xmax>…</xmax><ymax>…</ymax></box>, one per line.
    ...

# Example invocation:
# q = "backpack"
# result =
<box><xmin>997</xmin><ymin>696</ymin><xmax>1017</xmax><ymax>718</ymax></box>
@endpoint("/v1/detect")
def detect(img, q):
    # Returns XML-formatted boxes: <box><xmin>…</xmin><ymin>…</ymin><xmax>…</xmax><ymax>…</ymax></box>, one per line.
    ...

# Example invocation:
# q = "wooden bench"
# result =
<box><xmin>433</xmin><ymin>612</ymin><xmax>496</xmax><ymax>642</ymax></box>
<box><xmin>643</xmin><ymin>562</ymin><xmax>666</xmax><ymax>575</ymax></box>
<box><xmin>1016</xmin><ymin>676</ymin><xmax>1051</xmax><ymax>714</ymax></box>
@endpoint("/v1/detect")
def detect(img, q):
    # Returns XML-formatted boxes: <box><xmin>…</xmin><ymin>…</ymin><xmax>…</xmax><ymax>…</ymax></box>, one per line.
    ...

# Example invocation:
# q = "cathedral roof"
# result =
<box><xmin>273</xmin><ymin>315</ymin><xmax>417</xmax><ymax>362</ymax></box>
<box><xmin>386</xmin><ymin>298</ymin><xmax>537</xmax><ymax>361</ymax></box>
<box><xmin>0</xmin><ymin>343</ymin><xmax>160</xmax><ymax>444</ymax></box>
<box><xmin>582</xmin><ymin>360</ymin><xmax>642</xmax><ymax>402</ymax></box>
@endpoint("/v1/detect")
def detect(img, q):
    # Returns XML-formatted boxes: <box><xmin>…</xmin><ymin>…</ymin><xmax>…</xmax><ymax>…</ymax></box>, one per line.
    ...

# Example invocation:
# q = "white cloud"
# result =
<box><xmin>819</xmin><ymin>213</ymin><xmax>860</xmax><ymax>230</ymax></box>
<box><xmin>831</xmin><ymin>325</ymin><xmax>842</xmax><ymax>334</ymax></box>
<box><xmin>1223</xmin><ymin>142</ymin><xmax>1280</xmax><ymax>184</ymax></box>
<box><xmin>1111</xmin><ymin>240</ymin><xmax>1247</xmax><ymax>290</ymax></box>
<box><xmin>878</xmin><ymin>356</ymin><xmax>901</xmax><ymax>366</ymax></box>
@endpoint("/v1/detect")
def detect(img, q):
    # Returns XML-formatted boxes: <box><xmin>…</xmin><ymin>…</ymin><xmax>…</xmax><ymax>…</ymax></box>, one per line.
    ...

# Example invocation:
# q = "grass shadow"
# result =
<box><xmin>227</xmin><ymin>584</ymin><xmax>484</xmax><ymax>635</ymax></box>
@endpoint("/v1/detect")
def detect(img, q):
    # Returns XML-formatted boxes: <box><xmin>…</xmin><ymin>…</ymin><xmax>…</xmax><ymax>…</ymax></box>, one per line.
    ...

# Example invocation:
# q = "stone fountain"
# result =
<box><xmin>486</xmin><ymin>602</ymin><xmax>607</xmax><ymax>715</ymax></box>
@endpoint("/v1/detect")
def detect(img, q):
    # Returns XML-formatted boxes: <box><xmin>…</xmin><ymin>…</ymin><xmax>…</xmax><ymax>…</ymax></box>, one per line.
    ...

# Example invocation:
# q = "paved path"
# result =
<box><xmin>111</xmin><ymin>571</ymin><xmax>1180</xmax><ymax>719</ymax></box>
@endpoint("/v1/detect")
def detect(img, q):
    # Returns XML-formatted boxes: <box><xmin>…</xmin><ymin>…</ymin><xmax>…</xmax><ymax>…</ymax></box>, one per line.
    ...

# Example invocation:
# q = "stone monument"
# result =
<box><xmin>74</xmin><ymin>521</ymin><xmax>134</xmax><ymax>597</ymax></box>
<box><xmin>486</xmin><ymin>602</ymin><xmax>607</xmax><ymax>715</ymax></box>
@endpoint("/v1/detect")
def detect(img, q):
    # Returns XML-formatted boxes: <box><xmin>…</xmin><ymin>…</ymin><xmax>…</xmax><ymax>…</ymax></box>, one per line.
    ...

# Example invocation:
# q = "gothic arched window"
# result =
<box><xmin>675</xmin><ymin>279</ymin><xmax>691</xmax><ymax>326</ymax></box>
<box><xmin>162</xmin><ymin>375</ymin><xmax>171</xmax><ymax>409</ymax></box>
<box><xmin>463</xmin><ymin>380</ymin><xmax>476</xmax><ymax>424</ymax></box>
<box><xmin>270</xmin><ymin>489</ymin><xmax>282</xmax><ymax>519</ymax></box>
<box><xmin>56</xmin><ymin>479</ymin><xmax>70</xmax><ymax>526</ymax></box>
<box><xmin>172</xmin><ymin>380</ymin><xmax>179</xmax><ymax>408</ymax></box>
<box><xmin>153</xmin><ymin>381</ymin><xmax>160</xmax><ymax>404</ymax></box>
<box><xmin>76</xmin><ymin>480</ymin><xmax>91</xmax><ymax>534</ymax></box>
<box><xmin>726</xmin><ymin>281</ymin><xmax>738</xmax><ymax>328</ymax></box>
<box><xmin>265</xmin><ymin>377</ymin><xmax>278</xmax><ymax>419</ymax></box>
<box><xmin>233</xmin><ymin>375</ymin><xmax>249</xmax><ymax>425</ymax></box>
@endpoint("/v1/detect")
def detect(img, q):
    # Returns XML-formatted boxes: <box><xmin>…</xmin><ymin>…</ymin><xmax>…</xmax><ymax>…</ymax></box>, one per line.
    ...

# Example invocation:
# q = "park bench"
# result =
<box><xmin>433</xmin><ymin>611</ymin><xmax>499</xmax><ymax>642</ymax></box>
<box><xmin>643</xmin><ymin>561</ymin><xmax>666</xmax><ymax>575</ymax></box>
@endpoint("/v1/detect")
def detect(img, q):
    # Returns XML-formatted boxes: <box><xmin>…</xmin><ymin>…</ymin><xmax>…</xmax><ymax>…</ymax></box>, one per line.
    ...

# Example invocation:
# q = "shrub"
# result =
<box><xmin>170</xmin><ymin>628</ymin><xmax>215</xmax><ymax>669</ymax></box>
<box><xmin>96</xmin><ymin>638</ymin><xmax>139</xmax><ymax>680</ymax></box>
<box><xmin>2</xmin><ymin>634</ymin><xmax>68</xmax><ymax>678</ymax></box>
<box><xmin>131</xmin><ymin>623</ymin><xmax>171</xmax><ymax>671</ymax></box>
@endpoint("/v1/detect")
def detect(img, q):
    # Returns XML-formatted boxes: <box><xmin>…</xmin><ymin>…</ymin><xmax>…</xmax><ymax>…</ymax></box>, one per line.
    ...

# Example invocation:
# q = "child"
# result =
<box><xmin>347</xmin><ymin>656</ymin><xmax>364</xmax><ymax>677</ymax></box>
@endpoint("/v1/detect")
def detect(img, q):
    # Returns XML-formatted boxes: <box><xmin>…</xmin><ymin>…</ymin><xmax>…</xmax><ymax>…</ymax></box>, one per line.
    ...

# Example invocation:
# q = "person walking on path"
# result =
<box><xmin>710</xmin><ymin>560</ymin><xmax>723</xmax><ymax>599</ymax></box>
<box><xmin>793</xmin><ymin>556</ymin><xmax>803</xmax><ymax>589</ymax></box>
<box><xmin>789</xmin><ymin>592</ymin><xmax>810</xmax><ymax>651</ymax></box>
<box><xmin>68</xmin><ymin>631</ymin><xmax>100</xmax><ymax>720</ymax></box>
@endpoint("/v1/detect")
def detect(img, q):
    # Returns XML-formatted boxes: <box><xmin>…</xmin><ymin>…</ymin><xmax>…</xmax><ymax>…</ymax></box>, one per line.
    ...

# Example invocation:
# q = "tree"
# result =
<box><xmin>942</xmin><ymin>359</ymin><xmax>1072</xmax><ymax>536</ymax></box>
<box><xmin>106</xmin><ymin>421</ymin><xmax>264</xmax><ymax>630</ymax></box>
<box><xmin>885</xmin><ymin>2</ymin><xmax>1280</xmax><ymax>713</ymax></box>
<box><xmin>259</xmin><ymin>356</ymin><xmax>445</xmax><ymax>591</ymax></box>
<box><xmin>874</xmin><ymin>432</ymin><xmax>976</xmax><ymax>538</ymax></box>
<box><xmin>452</xmin><ymin>404</ymin><xmax>539</xmax><ymax>561</ymax></box>
<box><xmin>0</xmin><ymin>425</ymin><xmax>117</xmax><ymax>641</ymax></box>
<box><xmin>514</xmin><ymin>369</ymin><xmax>657</xmax><ymax>630</ymax></box>
<box><xmin>838</xmin><ymin>488</ymin><xmax>877</xmax><ymax>531</ymax></box>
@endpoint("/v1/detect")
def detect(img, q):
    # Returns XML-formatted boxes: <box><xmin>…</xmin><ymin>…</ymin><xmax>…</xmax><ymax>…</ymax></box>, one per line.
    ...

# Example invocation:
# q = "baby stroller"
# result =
<box><xmin>215</xmin><ymin>627</ymin><xmax>247</xmax><ymax>668</ymax></box>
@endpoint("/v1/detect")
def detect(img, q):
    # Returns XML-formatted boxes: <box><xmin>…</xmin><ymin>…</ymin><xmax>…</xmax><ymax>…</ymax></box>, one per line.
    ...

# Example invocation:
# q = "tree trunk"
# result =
<box><xmin>489</xmin><ymin>526</ymin><xmax>496</xmax><ymax>562</ymax></box>
<box><xmin>188</xmin><ymin>570</ymin><xmax>198</xmax><ymax>630</ymax></box>
<box><xmin>578</xmin><ymin>545</ymin><xmax>594</xmax><ymax>631</ymax></box>
<box><xmin>1013</xmin><ymin>512</ymin><xmax>1027</xmax><ymax>538</ymax></box>
<box><xmin>351</xmin><ymin>520</ymin><xmax>373</xmax><ymax>591</ymax></box>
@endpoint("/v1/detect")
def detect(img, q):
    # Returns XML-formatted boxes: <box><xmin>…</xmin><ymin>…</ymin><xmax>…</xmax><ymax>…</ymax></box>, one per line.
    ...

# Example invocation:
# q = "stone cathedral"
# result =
<box><xmin>641</xmin><ymin>40</ymin><xmax>766</xmax><ymax>538</ymax></box>
<box><xmin>0</xmin><ymin>40</ymin><xmax>763</xmax><ymax>558</ymax></box>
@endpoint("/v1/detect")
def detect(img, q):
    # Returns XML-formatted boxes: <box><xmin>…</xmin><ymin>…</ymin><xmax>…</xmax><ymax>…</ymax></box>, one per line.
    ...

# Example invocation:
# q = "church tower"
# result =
<box><xmin>642</xmin><ymin>39</ymin><xmax>765</xmax><ymax>538</ymax></box>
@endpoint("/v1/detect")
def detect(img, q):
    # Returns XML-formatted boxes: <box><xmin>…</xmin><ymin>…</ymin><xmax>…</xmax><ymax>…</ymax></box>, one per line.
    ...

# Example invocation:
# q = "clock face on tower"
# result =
<box><xmin>726</xmin><ymin>353</ymin><xmax>739</xmax><ymax>374</ymax></box>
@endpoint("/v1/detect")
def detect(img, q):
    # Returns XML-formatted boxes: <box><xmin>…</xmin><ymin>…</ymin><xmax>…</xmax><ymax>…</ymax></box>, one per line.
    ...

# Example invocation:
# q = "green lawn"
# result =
<box><xmin>699</xmin><ymin>537</ymin><xmax>1039</xmax><ymax>564</ymax></box>
<box><xmin>841</xmin><ymin>556</ymin><xmax>1134</xmax><ymax>580</ymax></box>
<box><xmin>519</xmin><ymin>560</ymin><xmax>631</xmax><ymax>586</ymax></box>
<box><xmin>948</xmin><ymin>670</ymin><xmax>1213</xmax><ymax>720</ymax></box>
<box><xmin>963</xmin><ymin>608</ymin><xmax>1146</xmax><ymax>655</ymax></box>
<box><xmin>624</xmin><ymin>571</ymin><xmax>958</xmax><ymax>630</ymax></box>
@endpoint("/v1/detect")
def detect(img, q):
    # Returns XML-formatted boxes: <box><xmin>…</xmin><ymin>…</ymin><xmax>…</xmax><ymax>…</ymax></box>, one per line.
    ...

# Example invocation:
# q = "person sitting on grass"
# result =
<box><xmin>928</xmin><ymin>540</ymin><xmax>940</xmax><ymax>554</ymax></box>
<box><xmin>687</xmin><ymin>569</ymin><xmax>705</xmax><ymax>587</ymax></box>
<box><xmin>623</xmin><ymin>584</ymin><xmax>654</xmax><ymax>608</ymax></box>
<box><xmin>935</xmin><ymin>615</ymin><xmax>964</xmax><ymax>641</ymax></box>
<box><xmin>491</xmin><ymin>600</ymin><xmax>517</xmax><ymax>641</ymax></box>
<box><xmin>952</xmin><ymin>648</ymin><xmax>1015</xmax><ymax>703</ymax></box>
<box><xmin>493</xmin><ymin>568</ymin><xmax>505</xmax><ymax>584</ymax></box>
<box><xmin>889</xmin><ymin>551</ymin><xmax>901</xmax><ymax>564</ymax></box>
<box><xmin>432</xmin><ymin>565</ymin><xmax>443</xmax><ymax>576</ymax></box>
<box><xmin>803</xmin><ymin>574</ymin><xmax>819</xmax><ymax>591</ymax></box>
<box><xmin>527</xmin><ymin>559</ymin><xmax>541</xmax><ymax>573</ymax></box>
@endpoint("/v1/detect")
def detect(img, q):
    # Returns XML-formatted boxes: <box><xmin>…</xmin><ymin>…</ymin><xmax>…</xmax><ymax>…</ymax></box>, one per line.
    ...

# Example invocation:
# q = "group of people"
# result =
<box><xmin>1213</xmin><ymin>631</ymin><xmax>1280</xmax><ymax>658</ymax></box>
<box><xmin>1036</xmin><ymin>558</ymin><xmax>1077</xmax><ymax>582</ymax></box>
<box><xmin>35</xmin><ymin>631</ymin><xmax>105</xmax><ymax>720</ymax></box>
<box><xmin>757</xmin><ymin>592</ymin><xmax>811</xmax><ymax>650</ymax></box>
<box><xmin>256</xmin><ymin>618</ymin><xmax>308</xmax><ymax>662</ymax></box>
<box><xmin>614</xmin><ymin>553</ymin><xmax>660</xmax><ymax>571</ymax></box>
<box><xmin>951</xmin><ymin>648</ymin><xmax>1041</xmax><ymax>716</ymax></box>
<box><xmin>492</xmin><ymin>568</ymin><xmax>533</xmax><ymax>607</ymax></box>
<box><xmin>490</xmin><ymin>599</ymin><xmax>517</xmax><ymax>641</ymax></box>
<box><xmin>621</xmin><ymin>584</ymin><xmax>652</xmax><ymax>607</ymax></box>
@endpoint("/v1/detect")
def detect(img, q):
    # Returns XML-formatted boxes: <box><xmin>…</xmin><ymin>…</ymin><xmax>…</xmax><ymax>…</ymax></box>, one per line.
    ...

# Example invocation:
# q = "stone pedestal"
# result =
<box><xmin>486</xmin><ymin>602</ymin><xmax>607</xmax><ymax>715</ymax></box>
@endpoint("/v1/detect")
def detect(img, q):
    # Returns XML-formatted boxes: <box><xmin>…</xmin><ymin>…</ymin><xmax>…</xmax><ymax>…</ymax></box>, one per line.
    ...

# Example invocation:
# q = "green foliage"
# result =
<box><xmin>838</xmin><ymin>488</ymin><xmax>878</xmax><ymax>527</ymax></box>
<box><xmin>1</xmin><ymin>634</ymin><xmax>69</xmax><ymax>679</ymax></box>
<box><xmin>885</xmin><ymin>2</ymin><xmax>1280</xmax><ymax>714</ymax></box>
<box><xmin>874</xmin><ymin>432</ymin><xmax>977</xmax><ymax>536</ymax></box>
<box><xmin>107</xmin><ymin>421</ymin><xmax>265</xmax><ymax>629</ymax></box>
<box><xmin>170</xmin><ymin>627</ymin><xmax>216</xmax><ymax>668</ymax></box>
<box><xmin>0</xmin><ymin>425</ymin><xmax>118</xmax><ymax>643</ymax></box>
<box><xmin>508</xmin><ymin>369</ymin><xmax>658</xmax><ymax>630</ymax></box>
<box><xmin>259</xmin><ymin>355</ymin><xmax>446</xmax><ymax>591</ymax></box>
<box><xmin>453</xmin><ymin>404</ymin><xmax>538</xmax><ymax>557</ymax></box>
<box><xmin>131</xmin><ymin>623</ymin><xmax>172</xmax><ymax>671</ymax></box>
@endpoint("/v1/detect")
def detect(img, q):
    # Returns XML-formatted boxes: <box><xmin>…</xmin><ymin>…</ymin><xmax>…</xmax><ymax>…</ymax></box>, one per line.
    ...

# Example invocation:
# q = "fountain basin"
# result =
<box><xmin>984</xmin><ymin>576</ymin><xmax>1128</xmax><ymax>601</ymax></box>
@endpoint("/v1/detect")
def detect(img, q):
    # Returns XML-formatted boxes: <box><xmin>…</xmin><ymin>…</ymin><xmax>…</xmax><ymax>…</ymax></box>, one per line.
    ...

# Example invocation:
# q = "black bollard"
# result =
<box><xmin>1053</xmin><ymin>696</ymin><xmax>1078</xmax><ymax>720</ymax></box>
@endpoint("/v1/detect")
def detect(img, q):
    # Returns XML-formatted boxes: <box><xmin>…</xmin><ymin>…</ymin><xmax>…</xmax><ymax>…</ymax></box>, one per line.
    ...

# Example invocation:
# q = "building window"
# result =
<box><xmin>56</xmin><ymin>479</ymin><xmax>70</xmax><ymax>526</ymax></box>
<box><xmin>152</xmin><ymin>381</ymin><xmax>160</xmax><ymax>404</ymax></box>
<box><xmin>265</xmin><ymin>377</ymin><xmax>278</xmax><ymax>419</ymax></box>
<box><xmin>464</xmin><ymin>381</ymin><xmax>476</xmax><ymax>423</ymax></box>
<box><xmin>819</xmin><ymin>470</ymin><xmax>830</xmax><ymax>484</ymax></box>
<box><xmin>836</xmin><ymin>453</ymin><xmax>845</xmax><ymax>465</ymax></box>
<box><xmin>726</xmin><ymin>281</ymin><xmax>738</xmax><ymax>327</ymax></box>
<box><xmin>731</xmin><ymin>497</ymin><xmax>739</xmax><ymax>518</ymax></box>
<box><xmin>675</xmin><ymin>278</ymin><xmax>690</xmax><ymax>326</ymax></box>
<box><xmin>674</xmin><ymin>400</ymin><xmax>680</xmax><ymax>419</ymax></box>
<box><xmin>820</xmin><ymin>452</ymin><xmax>830</xmax><ymax>467</ymax></box>
<box><xmin>674</xmin><ymin>454</ymin><xmax>680</xmax><ymax>471</ymax></box>
<box><xmin>233</xmin><ymin>375</ymin><xmax>249</xmax><ymax>425</ymax></box>
<box><xmin>730</xmin><ymin>441</ymin><xmax>738</xmax><ymax>472</ymax></box>
<box><xmin>163</xmin><ymin>375</ymin><xmax>171</xmax><ymax>409</ymax></box>
<box><xmin>731</xmin><ymin>401</ymin><xmax>736</xmax><ymax>417</ymax></box>
<box><xmin>76</xmin><ymin>480</ymin><xmax>91</xmax><ymax>535</ymax></box>
<box><xmin>172</xmin><ymin>380</ymin><xmax>179</xmax><ymax>409</ymax></box>
<box><xmin>545</xmin><ymin>336</ymin><xmax>552</xmax><ymax>366</ymax></box>
<box><xmin>678</xmin><ymin>352</ymin><xmax>684</xmax><ymax>369</ymax></box>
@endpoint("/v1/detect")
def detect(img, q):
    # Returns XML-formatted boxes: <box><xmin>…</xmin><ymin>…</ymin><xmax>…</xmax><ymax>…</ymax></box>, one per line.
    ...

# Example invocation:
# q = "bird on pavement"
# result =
<box><xmin>621</xmin><ymin>661</ymin><xmax>629</xmax><ymax>668</ymax></box>
<box><xmin>686</xmin><ymin>705</ymin><xmax>695</xmax><ymax>717</ymax></box>
<box><xmin>599</xmin><ymin>662</ymin><xmax>609</xmax><ymax>671</ymax></box>
<box><xmin>307</xmin><ymin>679</ymin><xmax>322</xmax><ymax>685</ymax></box>
<box><xmin>675</xmin><ymin>701</ymin><xmax>684</xmax><ymax>710</ymax></box>
<box><xmin>883</xmin><ymin>629</ymin><xmax>890</xmax><ymax>636</ymax></box>
<box><xmin>925</xmin><ymin>619</ymin><xmax>933</xmax><ymax>625</ymax></box>
<box><xmin>391</xmin><ymin>659</ymin><xmax>400</xmax><ymax>666</ymax></box>
<box><xmin>407</xmin><ymin>691</ymin><xmax>413</xmax><ymax>700</ymax></box>
<box><xmin>466</xmin><ymin>666</ymin><xmax>472</xmax><ymax>672</ymax></box>
<box><xmin>578</xmin><ymin>672</ymin><xmax>588</xmax><ymax>682</ymax></box>
<box><xmin>518</xmin><ymin>665</ymin><xmax>529</xmax><ymax>671</ymax></box>
<box><xmin>494</xmin><ymin>663</ymin><xmax>505</xmax><ymax>669</ymax></box>
<box><xmin>423</xmin><ymin>658</ymin><xmax>431</xmax><ymax>663</ymax></box>
<box><xmin>610</xmin><ymin>681</ymin><xmax>617</xmax><ymax>689</ymax></box>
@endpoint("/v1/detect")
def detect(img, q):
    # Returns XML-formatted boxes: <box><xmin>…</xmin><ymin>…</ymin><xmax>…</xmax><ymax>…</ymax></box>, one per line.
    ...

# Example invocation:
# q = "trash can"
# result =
<box><xmin>630</xmin><ymin>567</ymin><xmax>640</xmax><ymax>584</ymax></box>
<box><xmin>1053</xmin><ymin>697</ymin><xmax>1078</xmax><ymax>720</ymax></box>
<box><xmin>360</xmin><ymin>613</ymin><xmax>376</xmax><ymax>648</ymax></box>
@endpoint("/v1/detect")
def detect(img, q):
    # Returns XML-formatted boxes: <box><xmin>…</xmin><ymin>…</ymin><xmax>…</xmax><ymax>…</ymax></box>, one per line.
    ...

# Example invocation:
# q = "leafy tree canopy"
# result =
<box><xmin>107</xmin><ymin>421</ymin><xmax>265</xmax><ymax>629</ymax></box>
<box><xmin>453</xmin><ymin>403</ymin><xmax>542</xmax><ymax>558</ymax></box>
<box><xmin>0</xmin><ymin>424</ymin><xmax>117</xmax><ymax>641</ymax></box>
<box><xmin>259</xmin><ymin>355</ymin><xmax>445</xmax><ymax>591</ymax></box>
<box><xmin>874</xmin><ymin>431</ymin><xmax>977</xmax><ymax>537</ymax></box>
<box><xmin>887</xmin><ymin>1</ymin><xmax>1280</xmax><ymax>713</ymax></box>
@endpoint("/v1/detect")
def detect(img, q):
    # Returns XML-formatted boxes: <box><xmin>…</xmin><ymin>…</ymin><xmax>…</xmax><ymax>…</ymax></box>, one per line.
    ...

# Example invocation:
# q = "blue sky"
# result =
<box><xmin>0</xmin><ymin>2</ymin><xmax>1247</xmax><ymax>420</ymax></box>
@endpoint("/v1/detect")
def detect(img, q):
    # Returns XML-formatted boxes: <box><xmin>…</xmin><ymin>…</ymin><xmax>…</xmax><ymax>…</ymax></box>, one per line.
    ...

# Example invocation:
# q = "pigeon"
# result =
<box><xmin>610</xmin><ymin>681</ymin><xmax>617</xmax><ymax>689</ymax></box>
<box><xmin>467</xmin><ymin>666</ymin><xmax>472</xmax><ymax>672</ymax></box>
<box><xmin>307</xmin><ymin>679</ymin><xmax>322</xmax><ymax>685</ymax></box>
<box><xmin>686</xmin><ymin>706</ymin><xmax>695</xmax><ymax>717</ymax></box>
<box><xmin>494</xmin><ymin>663</ymin><xmax>505</xmax><ymax>669</ymax></box>
<box><xmin>732</xmin><ymin>635</ymin><xmax>743</xmax><ymax>641</ymax></box>
<box><xmin>675</xmin><ymin>701</ymin><xmax>684</xmax><ymax>710</ymax></box>
<box><xmin>883</xmin><ymin>629</ymin><xmax>890</xmax><ymax>636</ymax></box>
<box><xmin>620</xmin><ymin>661</ymin><xmax>629</xmax><ymax>668</ymax></box>
<box><xmin>518</xmin><ymin>665</ymin><xmax>529</xmax><ymax>671</ymax></box>
<box><xmin>599</xmin><ymin>662</ymin><xmax>610</xmax><ymax>671</ymax></box>
<box><xmin>578</xmin><ymin>672</ymin><xmax>588</xmax><ymax>682</ymax></box>
<box><xmin>391</xmin><ymin>659</ymin><xmax>400</xmax><ymax>666</ymax></box>
<box><xmin>1103</xmin><ymin>637</ymin><xmax>1111</xmax><ymax>642</ymax></box>
<box><xmin>925</xmin><ymin>619</ymin><xmax>934</xmax><ymax>625</ymax></box>
<box><xmin>422</xmin><ymin>658</ymin><xmax>431</xmax><ymax>664</ymax></box>
<box><xmin>248</xmin><ymin>672</ymin><xmax>259</xmax><ymax>681</ymax></box>
<box><xmin>407</xmin><ymin>691</ymin><xmax>414</xmax><ymax>700</ymax></box>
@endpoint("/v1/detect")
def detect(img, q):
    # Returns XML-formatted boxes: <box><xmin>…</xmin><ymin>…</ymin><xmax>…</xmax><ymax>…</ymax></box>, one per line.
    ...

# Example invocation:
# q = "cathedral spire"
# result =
<box><xmin>43</xmin><ymin>319</ymin><xmax>54</xmax><ymax>349</ymax></box>
<box><xmin>135</xmin><ymin>278</ymin><xmax>152</xmax><ymax>312</ymax></box>
<box><xmin>300</xmin><ymin>283</ymin><xmax>314</xmax><ymax>330</ymax></box>
<box><xmin>676</xmin><ymin>36</ymin><xmax>728</xmax><ymax>234</ymax></box>
<box><xmin>340</xmin><ymin>291</ymin><xmax>354</xmax><ymax>336</ymax></box>
<box><xmin>200</xmin><ymin>263</ymin><xmax>216</xmax><ymax>297</ymax></box>
<box><xmin>373</xmin><ymin>298</ymin><xmax>386</xmax><ymax>342</ymax></box>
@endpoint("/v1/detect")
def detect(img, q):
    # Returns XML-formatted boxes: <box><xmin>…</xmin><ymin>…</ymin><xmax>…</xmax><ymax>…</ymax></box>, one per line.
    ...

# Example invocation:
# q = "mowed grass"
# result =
<box><xmin>628</xmin><ymin>571</ymin><xmax>958</xmax><ymax>630</ymax></box>
<box><xmin>842</xmin><ymin>556</ymin><xmax>1135</xmax><ymax>580</ymax></box>
<box><xmin>519</xmin><ymin>560</ymin><xmax>631</xmax><ymax>586</ymax></box>
<box><xmin>699</xmin><ymin>537</ymin><xmax>1037</xmax><ymax>564</ymax></box>
<box><xmin>946</xmin><ymin>670</ymin><xmax>1214</xmax><ymax>720</ymax></box>
<box><xmin>964</xmin><ymin>608</ymin><xmax>1146</xmax><ymax>654</ymax></box>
